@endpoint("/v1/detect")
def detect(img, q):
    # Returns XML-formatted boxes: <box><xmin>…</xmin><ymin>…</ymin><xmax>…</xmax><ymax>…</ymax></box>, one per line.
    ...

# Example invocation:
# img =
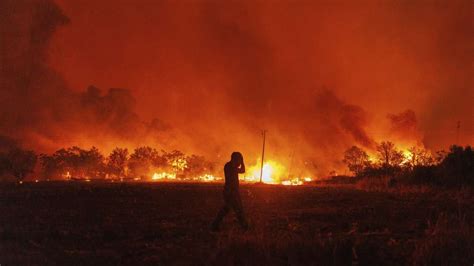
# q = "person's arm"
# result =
<box><xmin>238</xmin><ymin>159</ymin><xmax>245</xmax><ymax>174</ymax></box>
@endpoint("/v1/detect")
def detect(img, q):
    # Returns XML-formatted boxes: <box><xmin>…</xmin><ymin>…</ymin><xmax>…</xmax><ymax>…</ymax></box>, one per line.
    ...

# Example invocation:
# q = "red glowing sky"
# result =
<box><xmin>0</xmin><ymin>0</ymin><xmax>472</xmax><ymax>174</ymax></box>
<box><xmin>50</xmin><ymin>0</ymin><xmax>472</xmax><ymax>144</ymax></box>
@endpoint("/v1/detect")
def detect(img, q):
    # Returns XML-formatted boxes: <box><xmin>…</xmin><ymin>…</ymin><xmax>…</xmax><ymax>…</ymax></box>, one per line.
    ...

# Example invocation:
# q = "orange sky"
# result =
<box><xmin>1</xmin><ymin>0</ymin><xmax>472</xmax><ymax>175</ymax></box>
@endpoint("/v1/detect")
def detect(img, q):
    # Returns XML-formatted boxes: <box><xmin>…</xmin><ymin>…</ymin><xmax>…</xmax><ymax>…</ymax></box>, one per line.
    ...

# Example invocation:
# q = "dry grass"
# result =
<box><xmin>412</xmin><ymin>213</ymin><xmax>473</xmax><ymax>265</ymax></box>
<box><xmin>0</xmin><ymin>182</ymin><xmax>472</xmax><ymax>265</ymax></box>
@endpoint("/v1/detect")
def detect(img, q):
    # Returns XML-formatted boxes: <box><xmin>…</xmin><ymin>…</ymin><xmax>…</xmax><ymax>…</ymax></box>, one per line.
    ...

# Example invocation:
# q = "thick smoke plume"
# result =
<box><xmin>1</xmin><ymin>0</ymin><xmax>472</xmax><ymax>176</ymax></box>
<box><xmin>0</xmin><ymin>0</ymin><xmax>171</xmax><ymax>153</ymax></box>
<box><xmin>387</xmin><ymin>110</ymin><xmax>422</xmax><ymax>146</ymax></box>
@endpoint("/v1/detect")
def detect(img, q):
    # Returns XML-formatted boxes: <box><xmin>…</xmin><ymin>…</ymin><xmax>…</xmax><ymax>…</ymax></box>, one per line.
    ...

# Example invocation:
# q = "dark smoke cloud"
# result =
<box><xmin>80</xmin><ymin>86</ymin><xmax>140</xmax><ymax>139</ymax></box>
<box><xmin>387</xmin><ymin>109</ymin><xmax>422</xmax><ymax>145</ymax></box>
<box><xmin>0</xmin><ymin>0</ymin><xmax>71</xmax><ymax>147</ymax></box>
<box><xmin>312</xmin><ymin>90</ymin><xmax>374</xmax><ymax>149</ymax></box>
<box><xmin>0</xmin><ymin>0</ymin><xmax>169</xmax><ymax>152</ymax></box>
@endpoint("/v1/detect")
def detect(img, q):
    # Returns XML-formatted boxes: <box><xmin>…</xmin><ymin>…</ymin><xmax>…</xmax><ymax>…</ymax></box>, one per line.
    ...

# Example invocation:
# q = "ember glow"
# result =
<box><xmin>145</xmin><ymin>158</ymin><xmax>312</xmax><ymax>185</ymax></box>
<box><xmin>245</xmin><ymin>161</ymin><xmax>285</xmax><ymax>184</ymax></box>
<box><xmin>152</xmin><ymin>172</ymin><xmax>176</xmax><ymax>180</ymax></box>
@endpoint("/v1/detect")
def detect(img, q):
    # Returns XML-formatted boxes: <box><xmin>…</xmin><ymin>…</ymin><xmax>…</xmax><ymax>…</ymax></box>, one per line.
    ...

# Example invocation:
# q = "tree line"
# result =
<box><xmin>0</xmin><ymin>146</ymin><xmax>215</xmax><ymax>181</ymax></box>
<box><xmin>343</xmin><ymin>141</ymin><xmax>473</xmax><ymax>187</ymax></box>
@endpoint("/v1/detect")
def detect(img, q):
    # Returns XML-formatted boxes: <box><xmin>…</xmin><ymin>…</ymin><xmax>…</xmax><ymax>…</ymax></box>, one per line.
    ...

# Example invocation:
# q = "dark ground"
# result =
<box><xmin>0</xmin><ymin>182</ymin><xmax>472</xmax><ymax>265</ymax></box>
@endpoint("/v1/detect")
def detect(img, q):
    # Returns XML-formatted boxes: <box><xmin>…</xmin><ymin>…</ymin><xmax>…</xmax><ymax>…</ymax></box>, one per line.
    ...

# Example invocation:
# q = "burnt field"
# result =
<box><xmin>1</xmin><ymin>182</ymin><xmax>473</xmax><ymax>265</ymax></box>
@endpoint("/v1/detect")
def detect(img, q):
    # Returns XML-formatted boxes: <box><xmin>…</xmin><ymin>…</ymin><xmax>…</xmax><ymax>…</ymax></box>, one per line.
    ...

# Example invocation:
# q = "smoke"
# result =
<box><xmin>0</xmin><ymin>0</ymin><xmax>172</xmax><ymax>153</ymax></box>
<box><xmin>0</xmin><ymin>0</ymin><xmax>70</xmax><ymax>148</ymax></box>
<box><xmin>387</xmin><ymin>110</ymin><xmax>422</xmax><ymax>146</ymax></box>
<box><xmin>1</xmin><ymin>0</ymin><xmax>471</xmax><ymax>176</ymax></box>
<box><xmin>312</xmin><ymin>90</ymin><xmax>374</xmax><ymax>149</ymax></box>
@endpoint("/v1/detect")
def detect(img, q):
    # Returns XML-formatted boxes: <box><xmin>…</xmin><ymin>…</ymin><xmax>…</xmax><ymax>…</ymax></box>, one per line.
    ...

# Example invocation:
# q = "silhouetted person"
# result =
<box><xmin>211</xmin><ymin>152</ymin><xmax>248</xmax><ymax>231</ymax></box>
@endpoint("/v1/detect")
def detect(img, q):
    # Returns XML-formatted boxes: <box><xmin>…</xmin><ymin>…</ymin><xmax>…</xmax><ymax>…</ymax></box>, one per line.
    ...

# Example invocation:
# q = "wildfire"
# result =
<box><xmin>170</xmin><ymin>158</ymin><xmax>187</xmax><ymax>171</ymax></box>
<box><xmin>198</xmin><ymin>174</ymin><xmax>216</xmax><ymax>182</ymax></box>
<box><xmin>401</xmin><ymin>149</ymin><xmax>411</xmax><ymax>165</ymax></box>
<box><xmin>64</xmin><ymin>171</ymin><xmax>71</xmax><ymax>180</ymax></box>
<box><xmin>151</xmin><ymin>172</ymin><xmax>219</xmax><ymax>182</ymax></box>
<box><xmin>282</xmin><ymin>178</ymin><xmax>304</xmax><ymax>186</ymax></box>
<box><xmin>152</xmin><ymin>172</ymin><xmax>176</xmax><ymax>180</ymax></box>
<box><xmin>244</xmin><ymin>161</ymin><xmax>312</xmax><ymax>185</ymax></box>
<box><xmin>367</xmin><ymin>144</ymin><xmax>432</xmax><ymax>167</ymax></box>
<box><xmin>245</xmin><ymin>161</ymin><xmax>284</xmax><ymax>184</ymax></box>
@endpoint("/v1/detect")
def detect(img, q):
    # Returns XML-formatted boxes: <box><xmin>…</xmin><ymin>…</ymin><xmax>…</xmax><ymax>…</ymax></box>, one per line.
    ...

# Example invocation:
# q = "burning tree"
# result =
<box><xmin>376</xmin><ymin>141</ymin><xmax>404</xmax><ymax>168</ymax></box>
<box><xmin>343</xmin><ymin>146</ymin><xmax>370</xmax><ymax>176</ymax></box>
<box><xmin>128</xmin><ymin>146</ymin><xmax>164</xmax><ymax>178</ymax></box>
<box><xmin>40</xmin><ymin>147</ymin><xmax>105</xmax><ymax>180</ymax></box>
<box><xmin>107</xmin><ymin>148</ymin><xmax>129</xmax><ymax>179</ymax></box>
<box><xmin>406</xmin><ymin>146</ymin><xmax>434</xmax><ymax>168</ymax></box>
<box><xmin>163</xmin><ymin>150</ymin><xmax>187</xmax><ymax>174</ymax></box>
<box><xmin>184</xmin><ymin>154</ymin><xmax>215</xmax><ymax>177</ymax></box>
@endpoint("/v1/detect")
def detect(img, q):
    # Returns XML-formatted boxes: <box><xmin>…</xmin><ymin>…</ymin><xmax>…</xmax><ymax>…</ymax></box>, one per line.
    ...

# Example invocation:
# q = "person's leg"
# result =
<box><xmin>232</xmin><ymin>194</ymin><xmax>248</xmax><ymax>229</ymax></box>
<box><xmin>211</xmin><ymin>203</ymin><xmax>230</xmax><ymax>230</ymax></box>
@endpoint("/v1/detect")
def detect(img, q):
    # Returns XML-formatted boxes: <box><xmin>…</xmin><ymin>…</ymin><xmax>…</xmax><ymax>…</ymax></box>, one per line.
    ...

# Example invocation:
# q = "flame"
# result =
<box><xmin>243</xmin><ymin>160</ymin><xmax>313</xmax><ymax>185</ymax></box>
<box><xmin>282</xmin><ymin>179</ymin><xmax>303</xmax><ymax>186</ymax></box>
<box><xmin>368</xmin><ymin>144</ymin><xmax>430</xmax><ymax>167</ymax></box>
<box><xmin>198</xmin><ymin>174</ymin><xmax>216</xmax><ymax>181</ymax></box>
<box><xmin>245</xmin><ymin>161</ymin><xmax>285</xmax><ymax>184</ymax></box>
<box><xmin>170</xmin><ymin>158</ymin><xmax>187</xmax><ymax>171</ymax></box>
<box><xmin>151</xmin><ymin>172</ymin><xmax>219</xmax><ymax>182</ymax></box>
<box><xmin>401</xmin><ymin>149</ymin><xmax>411</xmax><ymax>165</ymax></box>
<box><xmin>152</xmin><ymin>172</ymin><xmax>176</xmax><ymax>180</ymax></box>
<box><xmin>64</xmin><ymin>171</ymin><xmax>71</xmax><ymax>180</ymax></box>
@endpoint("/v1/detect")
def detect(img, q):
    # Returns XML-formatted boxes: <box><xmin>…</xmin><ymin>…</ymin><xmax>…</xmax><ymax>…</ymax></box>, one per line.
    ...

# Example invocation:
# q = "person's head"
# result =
<box><xmin>230</xmin><ymin>152</ymin><xmax>243</xmax><ymax>165</ymax></box>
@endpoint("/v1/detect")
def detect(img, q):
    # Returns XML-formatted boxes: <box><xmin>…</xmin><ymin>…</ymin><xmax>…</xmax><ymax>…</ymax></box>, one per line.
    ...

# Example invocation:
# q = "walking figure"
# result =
<box><xmin>211</xmin><ymin>152</ymin><xmax>249</xmax><ymax>231</ymax></box>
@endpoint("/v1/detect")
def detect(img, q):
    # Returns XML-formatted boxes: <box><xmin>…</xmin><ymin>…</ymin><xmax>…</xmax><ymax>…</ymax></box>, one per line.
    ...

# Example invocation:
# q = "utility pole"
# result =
<box><xmin>287</xmin><ymin>150</ymin><xmax>295</xmax><ymax>179</ymax></box>
<box><xmin>456</xmin><ymin>121</ymin><xmax>461</xmax><ymax>145</ymax></box>
<box><xmin>259</xmin><ymin>130</ymin><xmax>266</xmax><ymax>183</ymax></box>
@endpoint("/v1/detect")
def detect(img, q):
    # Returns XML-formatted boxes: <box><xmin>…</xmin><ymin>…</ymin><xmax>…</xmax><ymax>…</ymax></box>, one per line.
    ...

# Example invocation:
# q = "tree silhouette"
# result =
<box><xmin>407</xmin><ymin>146</ymin><xmax>434</xmax><ymax>168</ymax></box>
<box><xmin>128</xmin><ymin>146</ymin><xmax>161</xmax><ymax>178</ymax></box>
<box><xmin>185</xmin><ymin>154</ymin><xmax>215</xmax><ymax>177</ymax></box>
<box><xmin>79</xmin><ymin>147</ymin><xmax>105</xmax><ymax>179</ymax></box>
<box><xmin>376</xmin><ymin>141</ymin><xmax>404</xmax><ymax>167</ymax></box>
<box><xmin>343</xmin><ymin>146</ymin><xmax>370</xmax><ymax>176</ymax></box>
<box><xmin>40</xmin><ymin>150</ymin><xmax>69</xmax><ymax>180</ymax></box>
<box><xmin>163</xmin><ymin>150</ymin><xmax>187</xmax><ymax>173</ymax></box>
<box><xmin>4</xmin><ymin>148</ymin><xmax>37</xmax><ymax>180</ymax></box>
<box><xmin>40</xmin><ymin>146</ymin><xmax>105</xmax><ymax>179</ymax></box>
<box><xmin>439</xmin><ymin>145</ymin><xmax>473</xmax><ymax>185</ymax></box>
<box><xmin>107</xmin><ymin>148</ymin><xmax>129</xmax><ymax>179</ymax></box>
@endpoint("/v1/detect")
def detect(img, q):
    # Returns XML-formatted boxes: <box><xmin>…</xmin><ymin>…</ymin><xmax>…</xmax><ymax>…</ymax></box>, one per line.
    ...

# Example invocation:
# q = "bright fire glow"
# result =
<box><xmin>170</xmin><ymin>158</ymin><xmax>187</xmax><ymax>171</ymax></box>
<box><xmin>152</xmin><ymin>172</ymin><xmax>176</xmax><ymax>180</ymax></box>
<box><xmin>198</xmin><ymin>174</ymin><xmax>216</xmax><ymax>182</ymax></box>
<box><xmin>243</xmin><ymin>160</ymin><xmax>312</xmax><ymax>185</ymax></box>
<box><xmin>245</xmin><ymin>161</ymin><xmax>285</xmax><ymax>184</ymax></box>
<box><xmin>151</xmin><ymin>172</ymin><xmax>219</xmax><ymax>182</ymax></box>
<box><xmin>282</xmin><ymin>179</ymin><xmax>303</xmax><ymax>186</ymax></box>
<box><xmin>401</xmin><ymin>149</ymin><xmax>411</xmax><ymax>165</ymax></box>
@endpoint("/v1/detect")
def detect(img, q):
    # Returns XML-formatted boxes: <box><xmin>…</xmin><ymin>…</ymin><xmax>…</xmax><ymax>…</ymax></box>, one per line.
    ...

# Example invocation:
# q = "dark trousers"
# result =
<box><xmin>212</xmin><ymin>191</ymin><xmax>248</xmax><ymax>229</ymax></box>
